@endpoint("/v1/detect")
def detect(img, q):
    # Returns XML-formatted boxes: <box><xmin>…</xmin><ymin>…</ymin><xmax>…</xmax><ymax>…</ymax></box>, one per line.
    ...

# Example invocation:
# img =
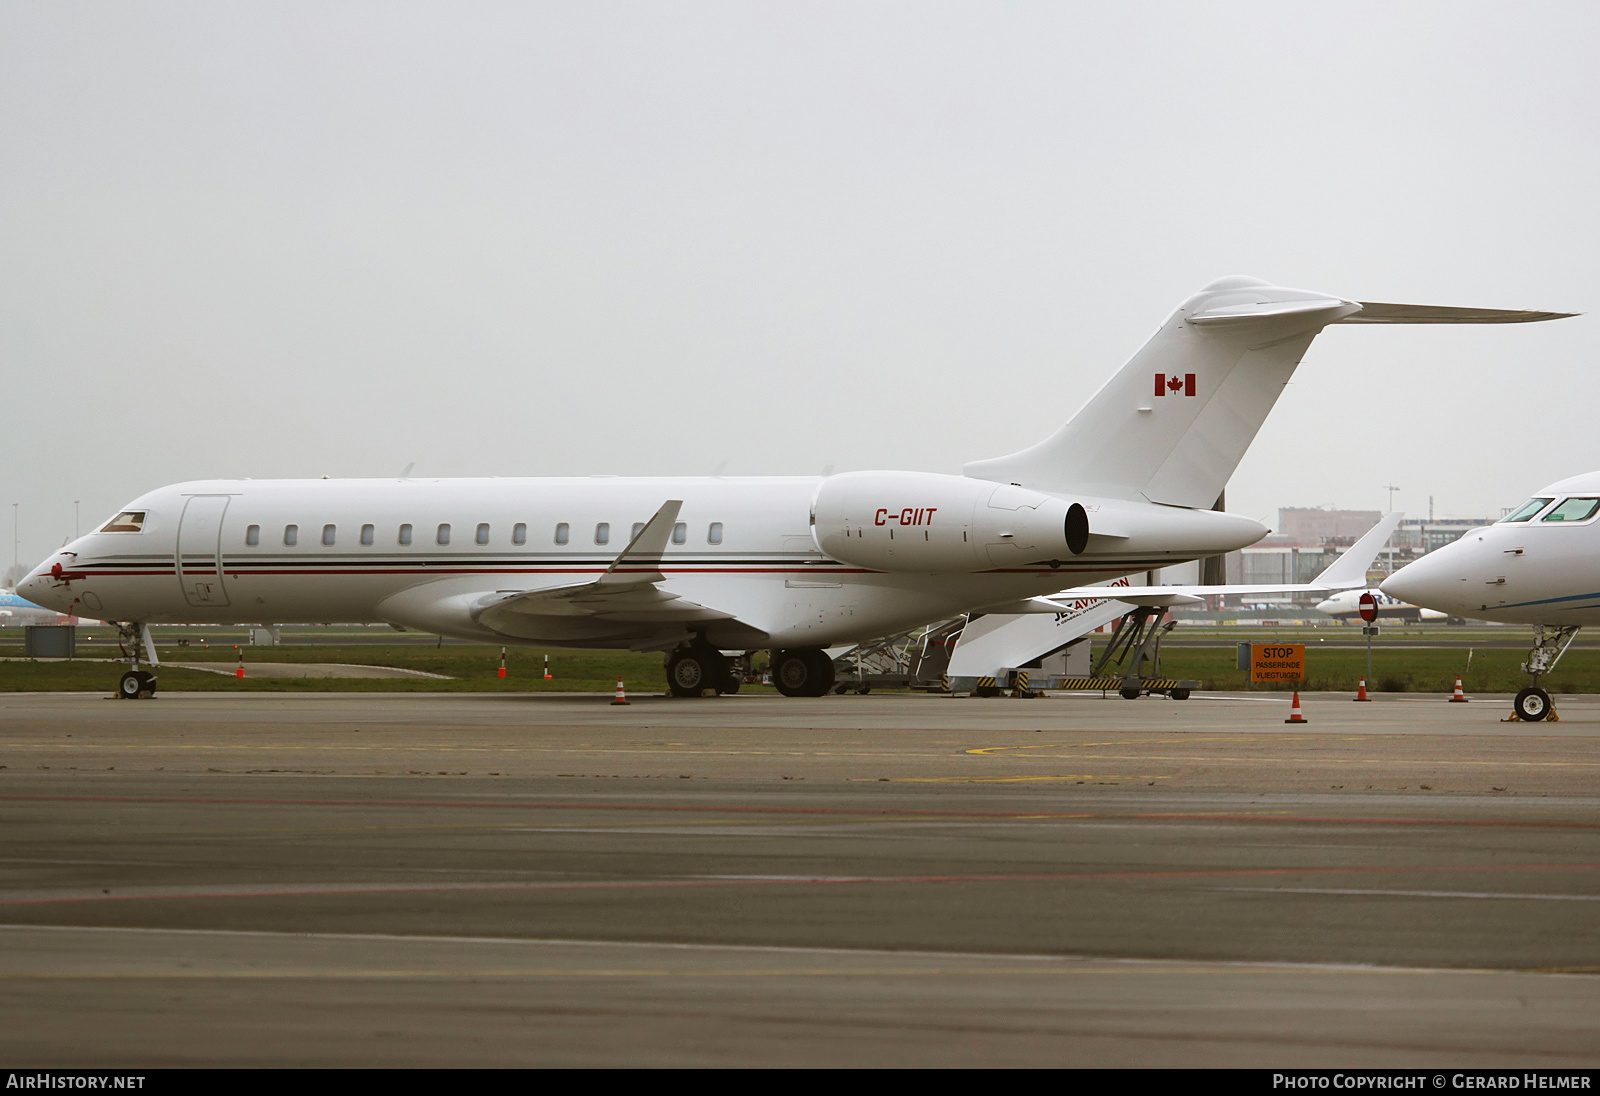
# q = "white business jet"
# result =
<box><xmin>1314</xmin><ymin>588</ymin><xmax>1446</xmax><ymax>622</ymax></box>
<box><xmin>18</xmin><ymin>276</ymin><xmax>1568</xmax><ymax>700</ymax></box>
<box><xmin>1381</xmin><ymin>472</ymin><xmax>1600</xmax><ymax>721</ymax></box>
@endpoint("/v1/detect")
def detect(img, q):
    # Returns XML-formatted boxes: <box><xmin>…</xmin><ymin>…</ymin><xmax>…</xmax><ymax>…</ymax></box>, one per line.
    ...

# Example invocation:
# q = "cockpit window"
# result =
<box><xmin>1501</xmin><ymin>498</ymin><xmax>1554</xmax><ymax>522</ymax></box>
<box><xmin>1542</xmin><ymin>497</ymin><xmax>1600</xmax><ymax>523</ymax></box>
<box><xmin>100</xmin><ymin>511</ymin><xmax>146</xmax><ymax>533</ymax></box>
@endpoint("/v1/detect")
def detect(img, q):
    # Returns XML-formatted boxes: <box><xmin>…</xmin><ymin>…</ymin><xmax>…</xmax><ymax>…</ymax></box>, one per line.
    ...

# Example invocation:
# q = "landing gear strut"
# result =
<box><xmin>114</xmin><ymin>622</ymin><xmax>159</xmax><ymax>699</ymax></box>
<box><xmin>1511</xmin><ymin>625</ymin><xmax>1578</xmax><ymax>722</ymax></box>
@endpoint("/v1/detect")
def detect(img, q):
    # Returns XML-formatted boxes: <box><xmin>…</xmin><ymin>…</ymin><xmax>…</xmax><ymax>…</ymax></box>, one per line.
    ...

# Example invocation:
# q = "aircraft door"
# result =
<box><xmin>176</xmin><ymin>495</ymin><xmax>232</xmax><ymax>607</ymax></box>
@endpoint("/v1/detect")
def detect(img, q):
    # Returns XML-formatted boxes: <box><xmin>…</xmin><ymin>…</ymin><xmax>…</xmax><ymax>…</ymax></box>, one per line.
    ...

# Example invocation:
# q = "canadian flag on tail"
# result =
<box><xmin>1154</xmin><ymin>373</ymin><xmax>1196</xmax><ymax>397</ymax></box>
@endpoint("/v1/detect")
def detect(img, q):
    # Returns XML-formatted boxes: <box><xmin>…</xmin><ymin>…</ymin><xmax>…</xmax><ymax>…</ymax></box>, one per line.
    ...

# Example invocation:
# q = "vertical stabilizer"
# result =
<box><xmin>963</xmin><ymin>277</ymin><xmax>1360</xmax><ymax>507</ymax></box>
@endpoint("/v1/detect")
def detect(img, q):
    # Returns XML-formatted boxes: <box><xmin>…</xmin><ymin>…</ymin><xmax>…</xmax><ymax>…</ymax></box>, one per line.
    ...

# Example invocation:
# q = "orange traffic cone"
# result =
<box><xmin>611</xmin><ymin>679</ymin><xmax>630</xmax><ymax>705</ymax></box>
<box><xmin>1284</xmin><ymin>691</ymin><xmax>1307</xmax><ymax>723</ymax></box>
<box><xmin>1449</xmin><ymin>676</ymin><xmax>1469</xmax><ymax>703</ymax></box>
<box><xmin>1354</xmin><ymin>678</ymin><xmax>1370</xmax><ymax>702</ymax></box>
<box><xmin>235</xmin><ymin>646</ymin><xmax>244</xmax><ymax>679</ymax></box>
<box><xmin>498</xmin><ymin>647</ymin><xmax>507</xmax><ymax>679</ymax></box>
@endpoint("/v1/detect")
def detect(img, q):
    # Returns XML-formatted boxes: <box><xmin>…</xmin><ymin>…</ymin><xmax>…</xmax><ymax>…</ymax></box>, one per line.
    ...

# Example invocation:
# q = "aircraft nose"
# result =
<box><xmin>1381</xmin><ymin>555</ymin><xmax>1452</xmax><ymax>611</ymax></box>
<box><xmin>17</xmin><ymin>559</ymin><xmax>65</xmax><ymax>610</ymax></box>
<box><xmin>16</xmin><ymin>566</ymin><xmax>47</xmax><ymax>603</ymax></box>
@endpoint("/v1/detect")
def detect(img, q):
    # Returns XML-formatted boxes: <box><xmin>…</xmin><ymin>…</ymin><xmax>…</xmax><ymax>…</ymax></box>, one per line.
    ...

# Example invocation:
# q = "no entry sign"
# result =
<box><xmin>1358</xmin><ymin>592</ymin><xmax>1378</xmax><ymax>623</ymax></box>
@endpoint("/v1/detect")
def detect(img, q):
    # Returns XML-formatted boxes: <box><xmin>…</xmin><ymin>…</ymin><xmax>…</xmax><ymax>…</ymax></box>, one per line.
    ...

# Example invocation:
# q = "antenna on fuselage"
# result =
<box><xmin>400</xmin><ymin>462</ymin><xmax>415</xmax><ymax>478</ymax></box>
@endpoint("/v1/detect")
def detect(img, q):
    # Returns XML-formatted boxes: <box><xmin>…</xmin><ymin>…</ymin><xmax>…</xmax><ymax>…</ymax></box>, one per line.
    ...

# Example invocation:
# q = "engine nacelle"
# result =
<box><xmin>810</xmin><ymin>471</ymin><xmax>1088</xmax><ymax>573</ymax></box>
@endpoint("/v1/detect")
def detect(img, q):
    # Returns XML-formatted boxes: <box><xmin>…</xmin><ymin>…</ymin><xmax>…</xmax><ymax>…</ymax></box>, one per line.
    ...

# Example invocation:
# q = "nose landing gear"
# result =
<box><xmin>1507</xmin><ymin>625</ymin><xmax>1578</xmax><ymax>722</ymax></box>
<box><xmin>113</xmin><ymin>622</ymin><xmax>159</xmax><ymax>699</ymax></box>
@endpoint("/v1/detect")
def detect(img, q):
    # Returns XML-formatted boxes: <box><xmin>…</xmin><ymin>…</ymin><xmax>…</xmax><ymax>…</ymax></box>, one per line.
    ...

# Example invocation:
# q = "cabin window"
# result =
<box><xmin>322</xmin><ymin>524</ymin><xmax>337</xmax><ymax>546</ymax></box>
<box><xmin>1502</xmin><ymin>498</ymin><xmax>1554</xmax><ymax>522</ymax></box>
<box><xmin>672</xmin><ymin>522</ymin><xmax>686</xmax><ymax>545</ymax></box>
<box><xmin>631</xmin><ymin>522</ymin><xmax>646</xmax><ymax>541</ymax></box>
<box><xmin>554</xmin><ymin>522</ymin><xmax>569</xmax><ymax>546</ymax></box>
<box><xmin>476</xmin><ymin>523</ymin><xmax>490</xmax><ymax>545</ymax></box>
<box><xmin>1542</xmin><ymin>497</ymin><xmax>1600</xmax><ymax>523</ymax></box>
<box><xmin>708</xmin><ymin>522</ymin><xmax>723</xmax><ymax>545</ymax></box>
<box><xmin>284</xmin><ymin>524</ymin><xmax>299</xmax><ymax>547</ymax></box>
<box><xmin>101</xmin><ymin>511</ymin><xmax>145</xmax><ymax>533</ymax></box>
<box><xmin>437</xmin><ymin>523</ymin><xmax>451</xmax><ymax>545</ymax></box>
<box><xmin>595</xmin><ymin>522</ymin><xmax>610</xmax><ymax>546</ymax></box>
<box><xmin>245</xmin><ymin>525</ymin><xmax>260</xmax><ymax>547</ymax></box>
<box><xmin>512</xmin><ymin>523</ymin><xmax>527</xmax><ymax>545</ymax></box>
<box><xmin>360</xmin><ymin>524</ymin><xmax>374</xmax><ymax>546</ymax></box>
<box><xmin>398</xmin><ymin>523</ymin><xmax>413</xmax><ymax>546</ymax></box>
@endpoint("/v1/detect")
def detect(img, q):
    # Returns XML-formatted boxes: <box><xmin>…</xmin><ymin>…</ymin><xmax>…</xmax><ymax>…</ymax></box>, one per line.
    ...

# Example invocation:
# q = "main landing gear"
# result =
<box><xmin>665</xmin><ymin>644</ymin><xmax>745</xmax><ymax>698</ymax></box>
<box><xmin>115</xmin><ymin>622</ymin><xmax>159</xmax><ymax>699</ymax></box>
<box><xmin>771</xmin><ymin>648</ymin><xmax>835</xmax><ymax>698</ymax></box>
<box><xmin>1510</xmin><ymin>625</ymin><xmax>1579</xmax><ymax>722</ymax></box>
<box><xmin>664</xmin><ymin>643</ymin><xmax>835</xmax><ymax>697</ymax></box>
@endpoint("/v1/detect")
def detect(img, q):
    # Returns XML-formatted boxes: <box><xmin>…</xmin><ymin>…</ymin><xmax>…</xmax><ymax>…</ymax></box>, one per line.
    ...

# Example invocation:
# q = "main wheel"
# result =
<box><xmin>667</xmin><ymin>648</ymin><xmax>724</xmax><ymax>698</ymax></box>
<box><xmin>718</xmin><ymin>671</ymin><xmax>741</xmax><ymax>695</ymax></box>
<box><xmin>1514</xmin><ymin>686</ymin><xmax>1551</xmax><ymax>722</ymax></box>
<box><xmin>773</xmin><ymin>648</ymin><xmax>835</xmax><ymax>697</ymax></box>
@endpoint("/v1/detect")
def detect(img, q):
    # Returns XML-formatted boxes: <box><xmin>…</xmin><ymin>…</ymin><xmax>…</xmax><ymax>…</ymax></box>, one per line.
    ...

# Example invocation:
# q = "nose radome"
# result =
<box><xmin>17</xmin><ymin>560</ymin><xmax>65</xmax><ymax>610</ymax></box>
<box><xmin>16</xmin><ymin>567</ymin><xmax>46</xmax><ymax>602</ymax></box>
<box><xmin>1381</xmin><ymin>556</ymin><xmax>1448</xmax><ymax>610</ymax></box>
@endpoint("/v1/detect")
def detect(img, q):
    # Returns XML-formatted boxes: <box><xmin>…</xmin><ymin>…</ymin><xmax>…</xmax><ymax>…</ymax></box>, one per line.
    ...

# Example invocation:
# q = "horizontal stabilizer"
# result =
<box><xmin>1186</xmin><ymin>298</ymin><xmax>1354</xmax><ymax>326</ymax></box>
<box><xmin>1337</xmin><ymin>302</ymin><xmax>1577</xmax><ymax>324</ymax></box>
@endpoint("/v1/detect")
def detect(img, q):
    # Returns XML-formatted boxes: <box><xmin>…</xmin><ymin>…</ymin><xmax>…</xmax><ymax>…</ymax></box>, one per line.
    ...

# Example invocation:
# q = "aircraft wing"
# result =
<box><xmin>979</xmin><ymin>512</ymin><xmax>1406</xmax><ymax>612</ymax></box>
<box><xmin>475</xmin><ymin>501</ymin><xmax>736</xmax><ymax>629</ymax></box>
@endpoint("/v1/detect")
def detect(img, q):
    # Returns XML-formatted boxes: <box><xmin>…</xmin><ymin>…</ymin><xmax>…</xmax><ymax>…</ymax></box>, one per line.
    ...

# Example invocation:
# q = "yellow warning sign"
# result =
<box><xmin>1250</xmin><ymin>643</ymin><xmax>1305</xmax><ymax>683</ymax></box>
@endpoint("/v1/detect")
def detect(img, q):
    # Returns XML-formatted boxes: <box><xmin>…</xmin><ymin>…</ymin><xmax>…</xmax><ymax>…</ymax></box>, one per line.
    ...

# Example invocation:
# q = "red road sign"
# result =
<box><xmin>1358</xmin><ymin>592</ymin><xmax>1379</xmax><ymax>623</ymax></box>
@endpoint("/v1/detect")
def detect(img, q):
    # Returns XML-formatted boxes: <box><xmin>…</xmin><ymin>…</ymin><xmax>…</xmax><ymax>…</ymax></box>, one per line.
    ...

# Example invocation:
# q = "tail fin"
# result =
<box><xmin>963</xmin><ymin>276</ymin><xmax>1573</xmax><ymax>508</ymax></box>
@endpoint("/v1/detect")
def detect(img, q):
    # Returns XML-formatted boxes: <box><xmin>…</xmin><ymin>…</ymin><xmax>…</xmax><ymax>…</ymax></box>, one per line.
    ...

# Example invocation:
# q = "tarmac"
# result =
<box><xmin>1</xmin><ymin>688</ymin><xmax>1596</xmax><ymax>1067</ymax></box>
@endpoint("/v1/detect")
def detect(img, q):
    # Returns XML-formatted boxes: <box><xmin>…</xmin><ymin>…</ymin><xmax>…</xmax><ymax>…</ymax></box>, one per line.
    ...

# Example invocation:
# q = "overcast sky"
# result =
<box><xmin>3</xmin><ymin>1</ymin><xmax>1596</xmax><ymax>573</ymax></box>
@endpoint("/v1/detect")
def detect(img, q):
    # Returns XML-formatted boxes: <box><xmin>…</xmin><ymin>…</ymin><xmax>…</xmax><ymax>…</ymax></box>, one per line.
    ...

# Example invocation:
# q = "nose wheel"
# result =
<box><xmin>1513</xmin><ymin>686</ymin><xmax>1551</xmax><ymax>722</ymax></box>
<box><xmin>118</xmin><ymin>670</ymin><xmax>158</xmax><ymax>700</ymax></box>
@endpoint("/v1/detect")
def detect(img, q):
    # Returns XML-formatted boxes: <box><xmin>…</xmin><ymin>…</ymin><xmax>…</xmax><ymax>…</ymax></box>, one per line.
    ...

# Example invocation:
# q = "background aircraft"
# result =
<box><xmin>0</xmin><ymin>589</ymin><xmax>70</xmax><ymax>626</ymax></box>
<box><xmin>1314</xmin><ymin>587</ymin><xmax>1448</xmax><ymax>622</ymax></box>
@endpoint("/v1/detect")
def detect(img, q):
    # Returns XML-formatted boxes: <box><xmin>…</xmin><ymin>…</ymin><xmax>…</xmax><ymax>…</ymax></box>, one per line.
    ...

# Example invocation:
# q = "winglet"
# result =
<box><xmin>1311</xmin><ymin>511</ymin><xmax>1405</xmax><ymax>589</ymax></box>
<box><xmin>598</xmin><ymin>500</ymin><xmax>683</xmax><ymax>586</ymax></box>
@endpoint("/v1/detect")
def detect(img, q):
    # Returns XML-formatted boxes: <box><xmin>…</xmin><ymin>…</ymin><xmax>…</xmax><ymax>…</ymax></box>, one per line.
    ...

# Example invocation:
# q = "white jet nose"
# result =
<box><xmin>16</xmin><ymin>567</ymin><xmax>46</xmax><ymax>603</ymax></box>
<box><xmin>16</xmin><ymin>560</ymin><xmax>65</xmax><ymax>610</ymax></box>
<box><xmin>1380</xmin><ymin>554</ymin><xmax>1453</xmax><ymax>612</ymax></box>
